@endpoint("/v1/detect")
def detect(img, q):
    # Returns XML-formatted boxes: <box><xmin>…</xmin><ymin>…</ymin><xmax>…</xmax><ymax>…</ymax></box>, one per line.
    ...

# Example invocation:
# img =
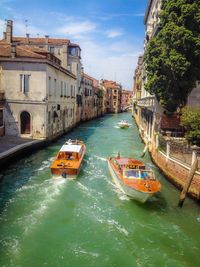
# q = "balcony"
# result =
<box><xmin>137</xmin><ymin>96</ymin><xmax>155</xmax><ymax>110</ymax></box>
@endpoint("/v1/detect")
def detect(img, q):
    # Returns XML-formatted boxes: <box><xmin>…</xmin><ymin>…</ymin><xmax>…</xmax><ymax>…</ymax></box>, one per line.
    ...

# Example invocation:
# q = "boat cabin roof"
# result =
<box><xmin>115</xmin><ymin>158</ymin><xmax>145</xmax><ymax>167</ymax></box>
<box><xmin>59</xmin><ymin>144</ymin><xmax>82</xmax><ymax>153</ymax></box>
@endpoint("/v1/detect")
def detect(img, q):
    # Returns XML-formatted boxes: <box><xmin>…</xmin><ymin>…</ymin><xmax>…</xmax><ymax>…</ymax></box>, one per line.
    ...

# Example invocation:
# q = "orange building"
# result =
<box><xmin>121</xmin><ymin>90</ymin><xmax>133</xmax><ymax>111</ymax></box>
<box><xmin>101</xmin><ymin>80</ymin><xmax>122</xmax><ymax>113</ymax></box>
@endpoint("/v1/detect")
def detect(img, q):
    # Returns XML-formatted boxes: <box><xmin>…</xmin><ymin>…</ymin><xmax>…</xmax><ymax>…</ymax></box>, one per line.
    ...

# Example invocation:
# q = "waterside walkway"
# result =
<box><xmin>0</xmin><ymin>136</ymin><xmax>45</xmax><ymax>170</ymax></box>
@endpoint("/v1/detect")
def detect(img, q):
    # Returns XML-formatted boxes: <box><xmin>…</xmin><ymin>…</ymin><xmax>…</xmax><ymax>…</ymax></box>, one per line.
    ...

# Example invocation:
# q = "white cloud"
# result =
<box><xmin>57</xmin><ymin>21</ymin><xmax>96</xmax><ymax>37</ymax></box>
<box><xmin>105</xmin><ymin>29</ymin><xmax>122</xmax><ymax>38</ymax></box>
<box><xmin>0</xmin><ymin>14</ymin><xmax>143</xmax><ymax>89</ymax></box>
<box><xmin>80</xmin><ymin>39</ymin><xmax>142</xmax><ymax>89</ymax></box>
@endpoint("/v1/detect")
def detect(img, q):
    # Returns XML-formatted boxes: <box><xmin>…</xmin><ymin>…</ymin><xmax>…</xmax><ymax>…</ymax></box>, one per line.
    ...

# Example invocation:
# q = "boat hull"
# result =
<box><xmin>51</xmin><ymin>167</ymin><xmax>80</xmax><ymax>179</ymax></box>
<box><xmin>108</xmin><ymin>161</ymin><xmax>153</xmax><ymax>203</ymax></box>
<box><xmin>118</xmin><ymin>124</ymin><xmax>129</xmax><ymax>129</ymax></box>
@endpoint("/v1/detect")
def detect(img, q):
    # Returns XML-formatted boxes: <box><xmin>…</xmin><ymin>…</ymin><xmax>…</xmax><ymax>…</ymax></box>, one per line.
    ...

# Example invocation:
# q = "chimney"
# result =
<box><xmin>11</xmin><ymin>44</ymin><xmax>16</xmax><ymax>58</ymax></box>
<box><xmin>6</xmin><ymin>20</ymin><xmax>13</xmax><ymax>43</ymax></box>
<box><xmin>45</xmin><ymin>35</ymin><xmax>49</xmax><ymax>44</ymax></box>
<box><xmin>26</xmin><ymin>33</ymin><xmax>30</xmax><ymax>43</ymax></box>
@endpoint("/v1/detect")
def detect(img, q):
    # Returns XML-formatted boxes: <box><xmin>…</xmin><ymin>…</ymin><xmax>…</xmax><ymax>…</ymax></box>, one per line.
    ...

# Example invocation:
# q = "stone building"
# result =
<box><xmin>133</xmin><ymin>0</ymin><xmax>163</xmax><ymax>143</ymax></box>
<box><xmin>1</xmin><ymin>20</ymin><xmax>83</xmax><ymax>125</ymax></box>
<box><xmin>0</xmin><ymin>90</ymin><xmax>4</xmax><ymax>137</ymax></box>
<box><xmin>0</xmin><ymin>43</ymin><xmax>76</xmax><ymax>139</ymax></box>
<box><xmin>133</xmin><ymin>0</ymin><xmax>200</xmax><ymax>142</ymax></box>
<box><xmin>100</xmin><ymin>80</ymin><xmax>122</xmax><ymax>113</ymax></box>
<box><xmin>81</xmin><ymin>73</ymin><xmax>95</xmax><ymax>121</ymax></box>
<box><xmin>121</xmin><ymin>90</ymin><xmax>132</xmax><ymax>112</ymax></box>
<box><xmin>92</xmin><ymin>78</ymin><xmax>104</xmax><ymax>118</ymax></box>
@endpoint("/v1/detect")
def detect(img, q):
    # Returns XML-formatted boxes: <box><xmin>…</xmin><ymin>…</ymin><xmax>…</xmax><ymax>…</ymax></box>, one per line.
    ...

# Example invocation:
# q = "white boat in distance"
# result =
<box><xmin>117</xmin><ymin>120</ymin><xmax>130</xmax><ymax>129</ymax></box>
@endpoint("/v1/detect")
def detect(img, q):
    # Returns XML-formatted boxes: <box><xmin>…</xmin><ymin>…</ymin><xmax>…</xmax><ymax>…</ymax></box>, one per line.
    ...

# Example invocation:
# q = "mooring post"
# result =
<box><xmin>178</xmin><ymin>157</ymin><xmax>198</xmax><ymax>208</ymax></box>
<box><xmin>141</xmin><ymin>141</ymin><xmax>149</xmax><ymax>158</ymax></box>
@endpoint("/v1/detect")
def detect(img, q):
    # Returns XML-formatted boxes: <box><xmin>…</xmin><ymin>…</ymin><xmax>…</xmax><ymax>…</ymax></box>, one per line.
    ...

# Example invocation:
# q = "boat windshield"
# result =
<box><xmin>123</xmin><ymin>169</ymin><xmax>155</xmax><ymax>180</ymax></box>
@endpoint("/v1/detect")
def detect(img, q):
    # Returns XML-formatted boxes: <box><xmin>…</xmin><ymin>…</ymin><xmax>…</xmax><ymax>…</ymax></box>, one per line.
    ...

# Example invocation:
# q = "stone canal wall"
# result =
<box><xmin>133</xmin><ymin>115</ymin><xmax>200</xmax><ymax>201</ymax></box>
<box><xmin>151</xmin><ymin>147</ymin><xmax>200</xmax><ymax>200</ymax></box>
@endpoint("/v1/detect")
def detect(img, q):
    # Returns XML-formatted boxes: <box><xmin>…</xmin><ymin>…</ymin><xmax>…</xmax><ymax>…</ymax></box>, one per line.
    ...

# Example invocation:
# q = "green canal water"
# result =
<box><xmin>0</xmin><ymin>113</ymin><xmax>199</xmax><ymax>267</ymax></box>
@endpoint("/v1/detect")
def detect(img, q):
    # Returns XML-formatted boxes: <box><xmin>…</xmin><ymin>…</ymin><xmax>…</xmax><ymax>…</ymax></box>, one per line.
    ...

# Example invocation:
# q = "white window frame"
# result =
<box><xmin>20</xmin><ymin>74</ymin><xmax>30</xmax><ymax>93</ymax></box>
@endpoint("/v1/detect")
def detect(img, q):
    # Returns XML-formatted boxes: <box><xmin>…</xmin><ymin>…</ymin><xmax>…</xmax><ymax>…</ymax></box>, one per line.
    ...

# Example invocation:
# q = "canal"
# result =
<box><xmin>0</xmin><ymin>113</ymin><xmax>199</xmax><ymax>267</ymax></box>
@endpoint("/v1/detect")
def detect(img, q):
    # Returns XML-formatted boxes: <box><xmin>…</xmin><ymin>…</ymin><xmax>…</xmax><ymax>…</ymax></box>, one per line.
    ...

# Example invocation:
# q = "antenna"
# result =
<box><xmin>25</xmin><ymin>19</ymin><xmax>28</xmax><ymax>35</ymax></box>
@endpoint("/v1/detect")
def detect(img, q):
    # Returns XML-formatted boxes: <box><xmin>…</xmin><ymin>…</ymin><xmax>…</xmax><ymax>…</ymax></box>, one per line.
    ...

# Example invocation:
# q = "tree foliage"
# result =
<box><xmin>144</xmin><ymin>0</ymin><xmax>200</xmax><ymax>112</ymax></box>
<box><xmin>180</xmin><ymin>107</ymin><xmax>200</xmax><ymax>146</ymax></box>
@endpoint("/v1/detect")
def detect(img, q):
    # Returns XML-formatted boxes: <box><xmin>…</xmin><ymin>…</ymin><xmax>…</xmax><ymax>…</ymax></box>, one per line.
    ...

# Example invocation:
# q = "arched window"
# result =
<box><xmin>20</xmin><ymin>111</ymin><xmax>31</xmax><ymax>134</ymax></box>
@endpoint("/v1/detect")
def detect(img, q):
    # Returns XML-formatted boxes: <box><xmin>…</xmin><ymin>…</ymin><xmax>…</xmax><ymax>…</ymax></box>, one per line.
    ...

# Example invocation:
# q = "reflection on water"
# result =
<box><xmin>0</xmin><ymin>113</ymin><xmax>199</xmax><ymax>267</ymax></box>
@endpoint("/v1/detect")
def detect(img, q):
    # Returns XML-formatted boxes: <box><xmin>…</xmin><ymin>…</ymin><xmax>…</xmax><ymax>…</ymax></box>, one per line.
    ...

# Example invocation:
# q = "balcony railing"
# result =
<box><xmin>137</xmin><ymin>96</ymin><xmax>155</xmax><ymax>109</ymax></box>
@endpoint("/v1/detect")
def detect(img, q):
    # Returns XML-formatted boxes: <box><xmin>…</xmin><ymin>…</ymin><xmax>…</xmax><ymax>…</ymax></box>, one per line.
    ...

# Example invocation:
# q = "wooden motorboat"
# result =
<box><xmin>117</xmin><ymin>120</ymin><xmax>130</xmax><ymax>128</ymax></box>
<box><xmin>108</xmin><ymin>155</ymin><xmax>161</xmax><ymax>203</ymax></box>
<box><xmin>50</xmin><ymin>139</ymin><xmax>86</xmax><ymax>179</ymax></box>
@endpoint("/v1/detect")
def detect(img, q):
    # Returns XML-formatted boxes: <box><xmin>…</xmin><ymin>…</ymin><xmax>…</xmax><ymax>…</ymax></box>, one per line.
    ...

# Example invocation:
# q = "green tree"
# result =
<box><xmin>144</xmin><ymin>0</ymin><xmax>200</xmax><ymax>112</ymax></box>
<box><xmin>180</xmin><ymin>107</ymin><xmax>200</xmax><ymax>146</ymax></box>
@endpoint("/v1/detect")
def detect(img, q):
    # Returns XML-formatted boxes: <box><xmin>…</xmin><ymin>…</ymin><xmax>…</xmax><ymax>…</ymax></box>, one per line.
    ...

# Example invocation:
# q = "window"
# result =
<box><xmin>48</xmin><ymin>76</ymin><xmax>52</xmax><ymax>96</ymax></box>
<box><xmin>54</xmin><ymin>79</ymin><xmax>57</xmax><ymax>96</ymax></box>
<box><xmin>48</xmin><ymin>111</ymin><xmax>51</xmax><ymax>124</ymax></box>
<box><xmin>60</xmin><ymin>81</ymin><xmax>63</xmax><ymax>97</ymax></box>
<box><xmin>71</xmin><ymin>85</ymin><xmax>73</xmax><ymax>97</ymax></box>
<box><xmin>20</xmin><ymin>74</ymin><xmax>30</xmax><ymax>93</ymax></box>
<box><xmin>0</xmin><ymin>109</ymin><xmax>3</xmax><ymax>127</ymax></box>
<box><xmin>49</xmin><ymin>47</ymin><xmax>54</xmax><ymax>53</ymax></box>
<box><xmin>64</xmin><ymin>82</ymin><xmax>67</xmax><ymax>97</ymax></box>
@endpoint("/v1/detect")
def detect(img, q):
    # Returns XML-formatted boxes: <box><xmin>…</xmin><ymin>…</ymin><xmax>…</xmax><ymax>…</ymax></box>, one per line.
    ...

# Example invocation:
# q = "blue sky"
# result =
<box><xmin>0</xmin><ymin>0</ymin><xmax>148</xmax><ymax>89</ymax></box>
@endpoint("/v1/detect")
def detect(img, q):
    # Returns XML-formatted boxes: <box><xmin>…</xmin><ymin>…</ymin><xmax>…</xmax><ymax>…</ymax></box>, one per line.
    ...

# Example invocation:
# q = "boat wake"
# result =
<box><xmin>16</xmin><ymin>179</ymin><xmax>67</xmax><ymax>236</ymax></box>
<box><xmin>73</xmin><ymin>245</ymin><xmax>99</xmax><ymax>258</ymax></box>
<box><xmin>93</xmin><ymin>155</ymin><xmax>107</xmax><ymax>161</ymax></box>
<box><xmin>106</xmin><ymin>180</ymin><xmax>130</xmax><ymax>201</ymax></box>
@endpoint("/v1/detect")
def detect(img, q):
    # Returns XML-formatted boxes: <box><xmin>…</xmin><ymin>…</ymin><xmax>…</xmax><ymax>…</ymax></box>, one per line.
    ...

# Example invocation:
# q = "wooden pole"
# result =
<box><xmin>178</xmin><ymin>158</ymin><xmax>198</xmax><ymax>207</ymax></box>
<box><xmin>141</xmin><ymin>143</ymin><xmax>149</xmax><ymax>158</ymax></box>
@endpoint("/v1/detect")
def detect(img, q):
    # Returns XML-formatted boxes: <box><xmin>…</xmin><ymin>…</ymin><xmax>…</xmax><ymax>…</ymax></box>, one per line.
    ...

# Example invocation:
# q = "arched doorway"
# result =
<box><xmin>20</xmin><ymin>111</ymin><xmax>31</xmax><ymax>134</ymax></box>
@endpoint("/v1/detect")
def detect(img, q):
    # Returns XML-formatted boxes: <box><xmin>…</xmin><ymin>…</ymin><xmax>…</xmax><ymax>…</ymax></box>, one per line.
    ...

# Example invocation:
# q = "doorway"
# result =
<box><xmin>20</xmin><ymin>111</ymin><xmax>31</xmax><ymax>134</ymax></box>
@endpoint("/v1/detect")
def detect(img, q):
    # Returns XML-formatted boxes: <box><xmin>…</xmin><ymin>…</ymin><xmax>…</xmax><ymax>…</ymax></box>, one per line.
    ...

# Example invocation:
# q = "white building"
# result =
<box><xmin>0</xmin><ymin>42</ymin><xmax>76</xmax><ymax>140</ymax></box>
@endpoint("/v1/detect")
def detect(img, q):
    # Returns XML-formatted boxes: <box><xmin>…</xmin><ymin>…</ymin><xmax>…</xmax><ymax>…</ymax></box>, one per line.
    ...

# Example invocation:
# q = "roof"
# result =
<box><xmin>59</xmin><ymin>144</ymin><xmax>82</xmax><ymax>153</ymax></box>
<box><xmin>0</xmin><ymin>44</ymin><xmax>76</xmax><ymax>79</ymax></box>
<box><xmin>103</xmin><ymin>80</ymin><xmax>121</xmax><ymax>89</ymax></box>
<box><xmin>0</xmin><ymin>45</ymin><xmax>46</xmax><ymax>59</ymax></box>
<box><xmin>68</xmin><ymin>42</ymin><xmax>81</xmax><ymax>49</ymax></box>
<box><xmin>0</xmin><ymin>37</ymin><xmax>70</xmax><ymax>45</ymax></box>
<box><xmin>144</xmin><ymin>0</ymin><xmax>153</xmax><ymax>24</ymax></box>
<box><xmin>115</xmin><ymin>158</ymin><xmax>145</xmax><ymax>167</ymax></box>
<box><xmin>83</xmin><ymin>72</ymin><xmax>95</xmax><ymax>81</ymax></box>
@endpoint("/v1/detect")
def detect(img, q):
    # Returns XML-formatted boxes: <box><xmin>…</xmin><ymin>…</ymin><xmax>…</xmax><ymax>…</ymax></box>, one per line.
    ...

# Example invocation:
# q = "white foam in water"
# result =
<box><xmin>106</xmin><ymin>179</ymin><xmax>130</xmax><ymax>201</ymax></box>
<box><xmin>93</xmin><ymin>155</ymin><xmax>107</xmax><ymax>162</ymax></box>
<box><xmin>16</xmin><ymin>179</ymin><xmax>67</xmax><ymax>235</ymax></box>
<box><xmin>107</xmin><ymin>219</ymin><xmax>129</xmax><ymax>236</ymax></box>
<box><xmin>77</xmin><ymin>182</ymin><xmax>89</xmax><ymax>192</ymax></box>
<box><xmin>73</xmin><ymin>245</ymin><xmax>99</xmax><ymax>258</ymax></box>
<box><xmin>37</xmin><ymin>159</ymin><xmax>52</xmax><ymax>171</ymax></box>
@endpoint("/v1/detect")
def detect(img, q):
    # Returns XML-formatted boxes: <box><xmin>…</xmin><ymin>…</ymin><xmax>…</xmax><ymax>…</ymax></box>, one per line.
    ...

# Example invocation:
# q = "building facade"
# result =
<box><xmin>1</xmin><ymin>20</ymin><xmax>83</xmax><ymax>125</ymax></box>
<box><xmin>121</xmin><ymin>90</ymin><xmax>133</xmax><ymax>111</ymax></box>
<box><xmin>100</xmin><ymin>80</ymin><xmax>122</xmax><ymax>113</ymax></box>
<box><xmin>0</xmin><ymin>43</ymin><xmax>76</xmax><ymax>140</ymax></box>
